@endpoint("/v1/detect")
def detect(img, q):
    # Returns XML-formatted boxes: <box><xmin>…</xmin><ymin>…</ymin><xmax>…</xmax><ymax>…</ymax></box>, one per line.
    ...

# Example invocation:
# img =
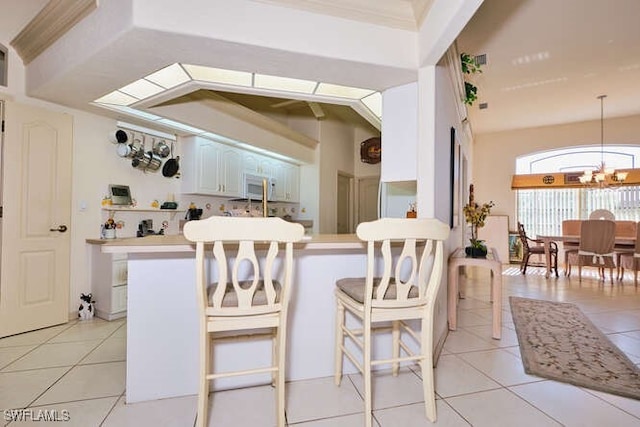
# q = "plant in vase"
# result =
<box><xmin>462</xmin><ymin>184</ymin><xmax>494</xmax><ymax>257</ymax></box>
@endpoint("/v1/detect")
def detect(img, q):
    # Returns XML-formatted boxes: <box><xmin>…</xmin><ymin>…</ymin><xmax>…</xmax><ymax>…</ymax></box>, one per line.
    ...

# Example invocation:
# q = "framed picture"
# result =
<box><xmin>449</xmin><ymin>127</ymin><xmax>460</xmax><ymax>228</ymax></box>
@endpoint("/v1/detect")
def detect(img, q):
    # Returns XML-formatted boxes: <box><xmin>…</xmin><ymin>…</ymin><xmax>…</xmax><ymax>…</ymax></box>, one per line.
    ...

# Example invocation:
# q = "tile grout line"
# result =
<box><xmin>18</xmin><ymin>321</ymin><xmax>124</xmax><ymax>411</ymax></box>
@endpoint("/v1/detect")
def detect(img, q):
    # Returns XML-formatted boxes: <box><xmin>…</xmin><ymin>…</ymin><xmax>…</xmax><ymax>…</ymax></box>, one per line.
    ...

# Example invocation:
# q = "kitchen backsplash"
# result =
<box><xmin>181</xmin><ymin>194</ymin><xmax>300</xmax><ymax>220</ymax></box>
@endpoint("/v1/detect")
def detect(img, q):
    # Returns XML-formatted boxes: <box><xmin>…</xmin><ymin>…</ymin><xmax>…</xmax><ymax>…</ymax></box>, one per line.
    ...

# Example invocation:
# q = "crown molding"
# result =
<box><xmin>11</xmin><ymin>0</ymin><xmax>97</xmax><ymax>65</ymax></box>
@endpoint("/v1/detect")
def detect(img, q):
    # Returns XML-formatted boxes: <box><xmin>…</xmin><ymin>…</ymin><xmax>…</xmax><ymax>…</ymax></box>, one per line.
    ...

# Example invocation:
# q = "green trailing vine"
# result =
<box><xmin>460</xmin><ymin>53</ymin><xmax>482</xmax><ymax>106</ymax></box>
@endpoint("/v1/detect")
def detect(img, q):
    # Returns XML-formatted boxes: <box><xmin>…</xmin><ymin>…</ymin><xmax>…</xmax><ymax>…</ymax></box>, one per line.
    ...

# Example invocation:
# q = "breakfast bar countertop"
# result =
<box><xmin>87</xmin><ymin>233</ymin><xmax>366</xmax><ymax>253</ymax></box>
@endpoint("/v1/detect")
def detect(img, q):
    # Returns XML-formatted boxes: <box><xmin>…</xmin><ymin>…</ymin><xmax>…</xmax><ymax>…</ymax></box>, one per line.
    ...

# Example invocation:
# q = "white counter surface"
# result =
<box><xmin>87</xmin><ymin>233</ymin><xmax>366</xmax><ymax>253</ymax></box>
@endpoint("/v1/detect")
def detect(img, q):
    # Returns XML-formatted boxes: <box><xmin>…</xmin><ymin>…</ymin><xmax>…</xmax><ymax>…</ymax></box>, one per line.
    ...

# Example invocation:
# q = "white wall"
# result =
<box><xmin>318</xmin><ymin>116</ymin><xmax>356</xmax><ymax>233</ymax></box>
<box><xmin>473</xmin><ymin>114</ymin><xmax>640</xmax><ymax>230</ymax></box>
<box><xmin>430</xmin><ymin>60</ymin><xmax>469</xmax><ymax>352</ymax></box>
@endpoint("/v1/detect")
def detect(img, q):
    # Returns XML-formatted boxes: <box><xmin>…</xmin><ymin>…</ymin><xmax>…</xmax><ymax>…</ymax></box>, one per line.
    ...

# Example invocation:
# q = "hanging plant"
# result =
<box><xmin>460</xmin><ymin>53</ymin><xmax>482</xmax><ymax>106</ymax></box>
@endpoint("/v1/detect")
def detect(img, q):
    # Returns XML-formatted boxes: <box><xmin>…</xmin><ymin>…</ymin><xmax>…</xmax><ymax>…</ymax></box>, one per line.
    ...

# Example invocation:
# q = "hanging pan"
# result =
<box><xmin>162</xmin><ymin>141</ymin><xmax>180</xmax><ymax>177</ymax></box>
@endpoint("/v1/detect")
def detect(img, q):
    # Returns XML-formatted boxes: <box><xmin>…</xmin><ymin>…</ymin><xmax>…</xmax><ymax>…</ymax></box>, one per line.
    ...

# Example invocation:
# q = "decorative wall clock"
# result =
<box><xmin>360</xmin><ymin>137</ymin><xmax>381</xmax><ymax>164</ymax></box>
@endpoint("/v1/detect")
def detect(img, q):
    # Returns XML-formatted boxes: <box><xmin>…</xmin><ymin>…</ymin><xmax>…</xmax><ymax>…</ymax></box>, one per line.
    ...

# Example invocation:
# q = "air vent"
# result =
<box><xmin>474</xmin><ymin>54</ymin><xmax>487</xmax><ymax>66</ymax></box>
<box><xmin>479</xmin><ymin>102</ymin><xmax>488</xmax><ymax>110</ymax></box>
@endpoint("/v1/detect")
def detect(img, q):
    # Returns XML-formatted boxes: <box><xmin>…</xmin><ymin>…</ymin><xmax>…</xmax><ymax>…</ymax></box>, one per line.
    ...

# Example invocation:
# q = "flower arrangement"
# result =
<box><xmin>462</xmin><ymin>184</ymin><xmax>494</xmax><ymax>251</ymax></box>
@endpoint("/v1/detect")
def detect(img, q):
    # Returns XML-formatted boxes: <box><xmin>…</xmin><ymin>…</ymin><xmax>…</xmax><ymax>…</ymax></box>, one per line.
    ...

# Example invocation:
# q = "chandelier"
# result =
<box><xmin>579</xmin><ymin>95</ymin><xmax>628</xmax><ymax>186</ymax></box>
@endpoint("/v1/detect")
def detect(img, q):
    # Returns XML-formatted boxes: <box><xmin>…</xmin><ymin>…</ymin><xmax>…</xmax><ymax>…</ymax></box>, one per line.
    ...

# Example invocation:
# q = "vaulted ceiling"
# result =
<box><xmin>5</xmin><ymin>0</ymin><xmax>638</xmax><ymax>139</ymax></box>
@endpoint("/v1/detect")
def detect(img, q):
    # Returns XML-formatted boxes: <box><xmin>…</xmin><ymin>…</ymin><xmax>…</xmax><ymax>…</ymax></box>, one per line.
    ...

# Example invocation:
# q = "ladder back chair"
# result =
<box><xmin>183</xmin><ymin>216</ymin><xmax>305</xmax><ymax>427</ymax></box>
<box><xmin>614</xmin><ymin>220</ymin><xmax>637</xmax><ymax>280</ymax></box>
<box><xmin>333</xmin><ymin>218</ymin><xmax>449</xmax><ymax>426</ymax></box>
<box><xmin>561</xmin><ymin>219</ymin><xmax>581</xmax><ymax>275</ymax></box>
<box><xmin>567</xmin><ymin>219</ymin><xmax>616</xmax><ymax>283</ymax></box>
<box><xmin>618</xmin><ymin>222</ymin><xmax>640</xmax><ymax>285</ymax></box>
<box><xmin>517</xmin><ymin>222</ymin><xmax>558</xmax><ymax>276</ymax></box>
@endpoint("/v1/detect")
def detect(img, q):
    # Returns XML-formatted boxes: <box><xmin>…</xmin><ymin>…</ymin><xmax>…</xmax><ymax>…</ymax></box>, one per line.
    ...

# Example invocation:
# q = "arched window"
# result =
<box><xmin>516</xmin><ymin>145</ymin><xmax>640</xmax><ymax>237</ymax></box>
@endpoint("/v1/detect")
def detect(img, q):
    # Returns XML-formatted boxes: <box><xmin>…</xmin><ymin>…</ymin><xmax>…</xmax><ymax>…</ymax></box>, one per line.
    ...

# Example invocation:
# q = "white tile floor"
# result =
<box><xmin>1</xmin><ymin>266</ymin><xmax>640</xmax><ymax>426</ymax></box>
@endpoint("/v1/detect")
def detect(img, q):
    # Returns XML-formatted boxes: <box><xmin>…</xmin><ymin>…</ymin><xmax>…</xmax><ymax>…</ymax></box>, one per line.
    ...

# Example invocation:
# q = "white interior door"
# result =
<box><xmin>0</xmin><ymin>101</ymin><xmax>72</xmax><ymax>338</ymax></box>
<box><xmin>357</xmin><ymin>176</ymin><xmax>380</xmax><ymax>224</ymax></box>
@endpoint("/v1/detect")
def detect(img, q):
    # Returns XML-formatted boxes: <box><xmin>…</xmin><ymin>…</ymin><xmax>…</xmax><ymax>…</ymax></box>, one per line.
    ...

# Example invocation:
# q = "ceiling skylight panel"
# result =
<box><xmin>315</xmin><ymin>83</ymin><xmax>375</xmax><ymax>99</ymax></box>
<box><xmin>94</xmin><ymin>90</ymin><xmax>138</xmax><ymax>106</ymax></box>
<box><xmin>145</xmin><ymin>63</ymin><xmax>191</xmax><ymax>89</ymax></box>
<box><xmin>183</xmin><ymin>64</ymin><xmax>252</xmax><ymax>86</ymax></box>
<box><xmin>254</xmin><ymin>74</ymin><xmax>317</xmax><ymax>94</ymax></box>
<box><xmin>119</xmin><ymin>78</ymin><xmax>165</xmax><ymax>99</ymax></box>
<box><xmin>361</xmin><ymin>92</ymin><xmax>382</xmax><ymax>118</ymax></box>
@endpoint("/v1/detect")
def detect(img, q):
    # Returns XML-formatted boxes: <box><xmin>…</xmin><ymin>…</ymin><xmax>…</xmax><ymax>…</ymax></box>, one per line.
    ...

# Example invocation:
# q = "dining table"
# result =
<box><xmin>537</xmin><ymin>234</ymin><xmax>636</xmax><ymax>278</ymax></box>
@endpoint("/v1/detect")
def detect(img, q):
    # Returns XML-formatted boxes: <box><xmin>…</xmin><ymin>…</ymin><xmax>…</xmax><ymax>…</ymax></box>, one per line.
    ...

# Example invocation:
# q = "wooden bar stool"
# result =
<box><xmin>333</xmin><ymin>218</ymin><xmax>449</xmax><ymax>426</ymax></box>
<box><xmin>184</xmin><ymin>216</ymin><xmax>304</xmax><ymax>427</ymax></box>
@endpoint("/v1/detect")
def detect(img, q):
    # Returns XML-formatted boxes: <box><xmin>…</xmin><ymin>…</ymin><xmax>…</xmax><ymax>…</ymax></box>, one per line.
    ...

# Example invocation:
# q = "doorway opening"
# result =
<box><xmin>337</xmin><ymin>172</ymin><xmax>353</xmax><ymax>234</ymax></box>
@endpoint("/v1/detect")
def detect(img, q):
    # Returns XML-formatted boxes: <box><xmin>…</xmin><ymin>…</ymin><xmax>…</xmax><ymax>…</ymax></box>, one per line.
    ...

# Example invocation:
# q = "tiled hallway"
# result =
<box><xmin>2</xmin><ymin>266</ymin><xmax>640</xmax><ymax>426</ymax></box>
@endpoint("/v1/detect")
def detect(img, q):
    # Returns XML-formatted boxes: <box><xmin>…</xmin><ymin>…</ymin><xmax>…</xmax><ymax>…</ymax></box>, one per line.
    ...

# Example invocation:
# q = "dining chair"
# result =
<box><xmin>589</xmin><ymin>209</ymin><xmax>615</xmax><ymax>220</ymax></box>
<box><xmin>517</xmin><ymin>222</ymin><xmax>558</xmax><ymax>276</ymax></box>
<box><xmin>567</xmin><ymin>219</ymin><xmax>616</xmax><ymax>283</ymax></box>
<box><xmin>183</xmin><ymin>216</ymin><xmax>305</xmax><ymax>427</ymax></box>
<box><xmin>561</xmin><ymin>219</ymin><xmax>581</xmax><ymax>275</ymax></box>
<box><xmin>333</xmin><ymin>218</ymin><xmax>449</xmax><ymax>426</ymax></box>
<box><xmin>614</xmin><ymin>220</ymin><xmax>637</xmax><ymax>280</ymax></box>
<box><xmin>618</xmin><ymin>223</ymin><xmax>640</xmax><ymax>285</ymax></box>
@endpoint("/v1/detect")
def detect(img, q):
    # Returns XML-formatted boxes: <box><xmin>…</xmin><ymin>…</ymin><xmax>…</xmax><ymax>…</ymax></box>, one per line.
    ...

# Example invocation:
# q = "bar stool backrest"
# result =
<box><xmin>355</xmin><ymin>218</ymin><xmax>449</xmax><ymax>309</ymax></box>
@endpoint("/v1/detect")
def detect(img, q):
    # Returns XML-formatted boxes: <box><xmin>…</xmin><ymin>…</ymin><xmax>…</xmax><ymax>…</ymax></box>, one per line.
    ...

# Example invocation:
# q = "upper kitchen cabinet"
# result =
<box><xmin>181</xmin><ymin>136</ymin><xmax>243</xmax><ymax>197</ymax></box>
<box><xmin>274</xmin><ymin>162</ymin><xmax>300</xmax><ymax>203</ymax></box>
<box><xmin>244</xmin><ymin>153</ymin><xmax>275</xmax><ymax>177</ymax></box>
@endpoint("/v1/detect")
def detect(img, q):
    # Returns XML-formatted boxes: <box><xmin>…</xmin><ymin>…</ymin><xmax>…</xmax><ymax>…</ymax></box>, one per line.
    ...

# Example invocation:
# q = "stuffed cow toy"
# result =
<box><xmin>78</xmin><ymin>293</ymin><xmax>95</xmax><ymax>320</ymax></box>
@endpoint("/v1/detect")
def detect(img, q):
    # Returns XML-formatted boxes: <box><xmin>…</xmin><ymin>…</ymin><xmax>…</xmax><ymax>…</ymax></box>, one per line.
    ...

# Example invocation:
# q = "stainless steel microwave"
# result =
<box><xmin>244</xmin><ymin>173</ymin><xmax>275</xmax><ymax>201</ymax></box>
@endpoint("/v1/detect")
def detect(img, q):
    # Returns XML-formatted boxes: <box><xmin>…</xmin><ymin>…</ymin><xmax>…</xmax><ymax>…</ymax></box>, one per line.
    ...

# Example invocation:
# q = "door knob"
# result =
<box><xmin>49</xmin><ymin>225</ymin><xmax>68</xmax><ymax>233</ymax></box>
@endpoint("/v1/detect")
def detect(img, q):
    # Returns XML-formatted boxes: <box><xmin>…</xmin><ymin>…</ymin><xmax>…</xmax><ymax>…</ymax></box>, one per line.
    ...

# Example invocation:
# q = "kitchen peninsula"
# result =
<box><xmin>89</xmin><ymin>234</ymin><xmax>409</xmax><ymax>403</ymax></box>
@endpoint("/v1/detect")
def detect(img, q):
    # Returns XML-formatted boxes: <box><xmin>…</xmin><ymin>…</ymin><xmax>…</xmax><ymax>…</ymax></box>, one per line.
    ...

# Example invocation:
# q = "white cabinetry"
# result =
<box><xmin>91</xmin><ymin>248</ymin><xmax>127</xmax><ymax>320</ymax></box>
<box><xmin>244</xmin><ymin>153</ymin><xmax>275</xmax><ymax>177</ymax></box>
<box><xmin>182</xmin><ymin>136</ymin><xmax>300</xmax><ymax>201</ymax></box>
<box><xmin>275</xmin><ymin>162</ymin><xmax>300</xmax><ymax>202</ymax></box>
<box><xmin>182</xmin><ymin>136</ymin><xmax>243</xmax><ymax>197</ymax></box>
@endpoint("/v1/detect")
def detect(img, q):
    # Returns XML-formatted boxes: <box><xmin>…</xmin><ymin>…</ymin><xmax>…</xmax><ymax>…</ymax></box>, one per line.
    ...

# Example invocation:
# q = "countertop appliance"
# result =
<box><xmin>244</xmin><ymin>173</ymin><xmax>275</xmax><ymax>201</ymax></box>
<box><xmin>108</xmin><ymin>184</ymin><xmax>132</xmax><ymax>205</ymax></box>
<box><xmin>137</xmin><ymin>219</ymin><xmax>164</xmax><ymax>237</ymax></box>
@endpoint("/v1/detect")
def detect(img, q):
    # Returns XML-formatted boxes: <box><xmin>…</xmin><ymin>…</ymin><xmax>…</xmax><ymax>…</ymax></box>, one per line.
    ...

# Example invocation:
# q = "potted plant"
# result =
<box><xmin>460</xmin><ymin>53</ymin><xmax>482</xmax><ymax>106</ymax></box>
<box><xmin>462</xmin><ymin>184</ymin><xmax>494</xmax><ymax>257</ymax></box>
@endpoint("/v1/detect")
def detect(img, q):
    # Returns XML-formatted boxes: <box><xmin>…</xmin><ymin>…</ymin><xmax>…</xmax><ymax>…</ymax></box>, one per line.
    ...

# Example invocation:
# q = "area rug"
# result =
<box><xmin>509</xmin><ymin>296</ymin><xmax>640</xmax><ymax>400</ymax></box>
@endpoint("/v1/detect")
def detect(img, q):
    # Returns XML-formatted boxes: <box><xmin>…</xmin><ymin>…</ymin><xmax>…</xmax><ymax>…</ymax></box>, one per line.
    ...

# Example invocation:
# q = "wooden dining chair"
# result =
<box><xmin>517</xmin><ymin>222</ymin><xmax>558</xmax><ymax>276</ymax></box>
<box><xmin>618</xmin><ymin>223</ymin><xmax>640</xmax><ymax>285</ymax></box>
<box><xmin>561</xmin><ymin>219</ymin><xmax>581</xmax><ymax>275</ymax></box>
<box><xmin>183</xmin><ymin>216</ymin><xmax>305</xmax><ymax>427</ymax></box>
<box><xmin>333</xmin><ymin>218</ymin><xmax>449</xmax><ymax>426</ymax></box>
<box><xmin>589</xmin><ymin>209</ymin><xmax>615</xmax><ymax>220</ymax></box>
<box><xmin>613</xmin><ymin>220</ymin><xmax>637</xmax><ymax>280</ymax></box>
<box><xmin>567</xmin><ymin>219</ymin><xmax>616</xmax><ymax>283</ymax></box>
